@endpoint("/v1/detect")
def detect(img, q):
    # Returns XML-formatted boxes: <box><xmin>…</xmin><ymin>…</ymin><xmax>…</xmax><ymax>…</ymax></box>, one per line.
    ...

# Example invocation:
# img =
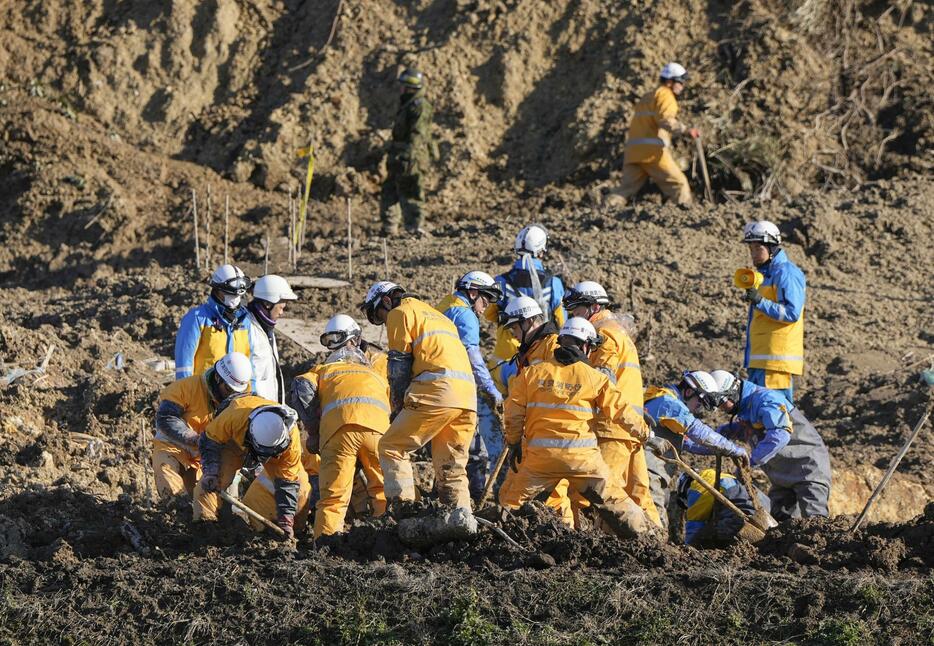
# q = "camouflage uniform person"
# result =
<box><xmin>379</xmin><ymin>68</ymin><xmax>439</xmax><ymax>237</ymax></box>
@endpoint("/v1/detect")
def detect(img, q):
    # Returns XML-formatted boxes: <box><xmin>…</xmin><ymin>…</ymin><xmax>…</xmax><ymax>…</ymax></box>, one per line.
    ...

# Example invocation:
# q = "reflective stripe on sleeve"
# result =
<box><xmin>321</xmin><ymin>397</ymin><xmax>391</xmax><ymax>416</ymax></box>
<box><xmin>527</xmin><ymin>402</ymin><xmax>598</xmax><ymax>414</ymax></box>
<box><xmin>527</xmin><ymin>437</ymin><xmax>599</xmax><ymax>449</ymax></box>
<box><xmin>319</xmin><ymin>369</ymin><xmax>375</xmax><ymax>380</ymax></box>
<box><xmin>622</xmin><ymin>362</ymin><xmax>641</xmax><ymax>371</ymax></box>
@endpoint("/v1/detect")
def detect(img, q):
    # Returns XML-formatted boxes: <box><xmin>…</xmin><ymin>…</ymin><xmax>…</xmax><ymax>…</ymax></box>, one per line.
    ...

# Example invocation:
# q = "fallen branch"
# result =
<box><xmin>475</xmin><ymin>517</ymin><xmax>525</xmax><ymax>551</ymax></box>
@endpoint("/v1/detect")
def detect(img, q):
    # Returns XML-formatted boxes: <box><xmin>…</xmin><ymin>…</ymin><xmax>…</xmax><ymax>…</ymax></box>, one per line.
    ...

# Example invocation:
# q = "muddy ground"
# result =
<box><xmin>1</xmin><ymin>0</ymin><xmax>933</xmax><ymax>643</ymax></box>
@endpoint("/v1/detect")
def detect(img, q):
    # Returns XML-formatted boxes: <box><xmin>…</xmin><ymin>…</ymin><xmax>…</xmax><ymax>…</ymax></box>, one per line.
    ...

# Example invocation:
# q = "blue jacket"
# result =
<box><xmin>174</xmin><ymin>297</ymin><xmax>254</xmax><ymax>387</ymax></box>
<box><xmin>439</xmin><ymin>291</ymin><xmax>501</xmax><ymax>403</ymax></box>
<box><xmin>717</xmin><ymin>380</ymin><xmax>793</xmax><ymax>466</ymax></box>
<box><xmin>643</xmin><ymin>385</ymin><xmax>745</xmax><ymax>458</ymax></box>
<box><xmin>744</xmin><ymin>249</ymin><xmax>806</xmax><ymax>372</ymax></box>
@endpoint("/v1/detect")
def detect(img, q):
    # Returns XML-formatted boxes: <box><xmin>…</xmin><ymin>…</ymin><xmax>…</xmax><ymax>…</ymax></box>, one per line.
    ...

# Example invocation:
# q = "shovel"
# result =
<box><xmin>648</xmin><ymin>440</ymin><xmax>768</xmax><ymax>540</ymax></box>
<box><xmin>477</xmin><ymin>403</ymin><xmax>510</xmax><ymax>508</ymax></box>
<box><xmin>694</xmin><ymin>136</ymin><xmax>714</xmax><ymax>203</ymax></box>
<box><xmin>218</xmin><ymin>490</ymin><xmax>287</xmax><ymax>537</ymax></box>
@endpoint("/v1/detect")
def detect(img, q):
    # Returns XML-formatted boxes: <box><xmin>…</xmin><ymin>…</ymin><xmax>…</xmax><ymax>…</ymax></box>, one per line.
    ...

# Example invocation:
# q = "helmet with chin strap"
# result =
<box><xmin>563</xmin><ymin>281</ymin><xmax>611</xmax><ymax>311</ymax></box>
<box><xmin>499</xmin><ymin>296</ymin><xmax>543</xmax><ymax>327</ymax></box>
<box><xmin>246</xmin><ymin>406</ymin><xmax>297</xmax><ymax>460</ymax></box>
<box><xmin>320</xmin><ymin>314</ymin><xmax>363</xmax><ymax>350</ymax></box>
<box><xmin>361</xmin><ymin>281</ymin><xmax>404</xmax><ymax>325</ymax></box>
<box><xmin>742</xmin><ymin>220</ymin><xmax>782</xmax><ymax>246</ymax></box>
<box><xmin>710</xmin><ymin>369</ymin><xmax>741</xmax><ymax>407</ymax></box>
<box><xmin>558</xmin><ymin>317</ymin><xmax>602</xmax><ymax>346</ymax></box>
<box><xmin>210</xmin><ymin>264</ymin><xmax>250</xmax><ymax>295</ymax></box>
<box><xmin>456</xmin><ymin>271</ymin><xmax>503</xmax><ymax>303</ymax></box>
<box><xmin>679</xmin><ymin>370</ymin><xmax>720</xmax><ymax>410</ymax></box>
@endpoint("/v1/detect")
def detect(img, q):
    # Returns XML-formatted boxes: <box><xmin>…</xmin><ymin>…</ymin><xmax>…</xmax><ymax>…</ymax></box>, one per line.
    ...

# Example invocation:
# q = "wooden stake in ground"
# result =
<box><xmin>851</xmin><ymin>407</ymin><xmax>931</xmax><ymax>532</ymax></box>
<box><xmin>346</xmin><ymin>197</ymin><xmax>353</xmax><ymax>280</ymax></box>
<box><xmin>264</xmin><ymin>233</ymin><xmax>270</xmax><ymax>275</ymax></box>
<box><xmin>192</xmin><ymin>189</ymin><xmax>200</xmax><ymax>270</ymax></box>
<box><xmin>289</xmin><ymin>202</ymin><xmax>296</xmax><ymax>271</ymax></box>
<box><xmin>204</xmin><ymin>188</ymin><xmax>213</xmax><ymax>270</ymax></box>
<box><xmin>139</xmin><ymin>419</ymin><xmax>152</xmax><ymax>507</ymax></box>
<box><xmin>382</xmin><ymin>238</ymin><xmax>389</xmax><ymax>275</ymax></box>
<box><xmin>694</xmin><ymin>136</ymin><xmax>714</xmax><ymax>203</ymax></box>
<box><xmin>224</xmin><ymin>194</ymin><xmax>230</xmax><ymax>265</ymax></box>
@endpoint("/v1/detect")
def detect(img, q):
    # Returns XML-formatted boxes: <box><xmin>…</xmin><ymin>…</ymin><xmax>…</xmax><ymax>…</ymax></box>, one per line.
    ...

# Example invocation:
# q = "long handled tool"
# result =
<box><xmin>218</xmin><ymin>490</ymin><xmax>287</xmax><ymax>537</ymax></box>
<box><xmin>648</xmin><ymin>440</ymin><xmax>768</xmax><ymax>537</ymax></box>
<box><xmin>851</xmin><ymin>406</ymin><xmax>931</xmax><ymax>532</ymax></box>
<box><xmin>478</xmin><ymin>404</ymin><xmax>509</xmax><ymax>508</ymax></box>
<box><xmin>732</xmin><ymin>456</ymin><xmax>779</xmax><ymax>530</ymax></box>
<box><xmin>694</xmin><ymin>136</ymin><xmax>714</xmax><ymax>203</ymax></box>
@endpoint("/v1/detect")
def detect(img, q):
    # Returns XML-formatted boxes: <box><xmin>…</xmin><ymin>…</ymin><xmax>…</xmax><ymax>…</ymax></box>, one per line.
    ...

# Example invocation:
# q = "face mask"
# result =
<box><xmin>221</xmin><ymin>293</ymin><xmax>242</xmax><ymax>310</ymax></box>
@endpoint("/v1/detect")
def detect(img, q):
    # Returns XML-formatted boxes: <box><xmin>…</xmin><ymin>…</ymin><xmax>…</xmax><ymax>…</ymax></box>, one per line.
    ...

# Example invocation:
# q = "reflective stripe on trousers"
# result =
<box><xmin>321</xmin><ymin>396</ymin><xmax>391</xmax><ymax>416</ymax></box>
<box><xmin>413</xmin><ymin>369</ymin><xmax>475</xmax><ymax>383</ymax></box>
<box><xmin>625</xmin><ymin>137</ymin><xmax>666</xmax><ymax>147</ymax></box>
<box><xmin>527</xmin><ymin>437</ymin><xmax>599</xmax><ymax>449</ymax></box>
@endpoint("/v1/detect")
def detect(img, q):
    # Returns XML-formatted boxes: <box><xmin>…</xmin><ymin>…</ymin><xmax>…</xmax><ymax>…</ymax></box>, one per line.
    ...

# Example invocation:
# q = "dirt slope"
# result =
<box><xmin>0</xmin><ymin>0</ymin><xmax>932</xmax><ymax>643</ymax></box>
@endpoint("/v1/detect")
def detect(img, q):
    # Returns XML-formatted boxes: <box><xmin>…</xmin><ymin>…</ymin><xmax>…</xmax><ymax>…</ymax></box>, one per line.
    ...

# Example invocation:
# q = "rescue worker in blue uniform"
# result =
<box><xmin>484</xmin><ymin>224</ymin><xmax>566</xmax><ymax>393</ymax></box>
<box><xmin>740</xmin><ymin>220</ymin><xmax>806</xmax><ymax>403</ymax></box>
<box><xmin>175</xmin><ymin>264</ymin><xmax>254</xmax><ymax>387</ymax></box>
<box><xmin>436</xmin><ymin>271</ymin><xmax>504</xmax><ymax>499</ymax></box>
<box><xmin>643</xmin><ymin>370</ymin><xmax>748</xmax><ymax>524</ymax></box>
<box><xmin>677</xmin><ymin>469</ymin><xmax>770</xmax><ymax>545</ymax></box>
<box><xmin>709</xmin><ymin>370</ymin><xmax>831</xmax><ymax>521</ymax></box>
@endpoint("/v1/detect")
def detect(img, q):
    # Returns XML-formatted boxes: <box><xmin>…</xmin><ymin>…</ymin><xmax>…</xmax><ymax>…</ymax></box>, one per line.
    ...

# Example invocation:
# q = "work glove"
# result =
<box><xmin>732</xmin><ymin>450</ymin><xmax>751</xmax><ymax>469</ymax></box>
<box><xmin>743</xmin><ymin>288</ymin><xmax>762</xmax><ymax>304</ymax></box>
<box><xmin>688</xmin><ymin>127</ymin><xmax>701</xmax><ymax>139</ymax></box>
<box><xmin>508</xmin><ymin>443</ymin><xmax>523</xmax><ymax>473</ymax></box>
<box><xmin>200</xmin><ymin>473</ymin><xmax>220</xmax><ymax>493</ymax></box>
<box><xmin>276</xmin><ymin>514</ymin><xmax>296</xmax><ymax>540</ymax></box>
<box><xmin>646</xmin><ymin>434</ymin><xmax>670</xmax><ymax>456</ymax></box>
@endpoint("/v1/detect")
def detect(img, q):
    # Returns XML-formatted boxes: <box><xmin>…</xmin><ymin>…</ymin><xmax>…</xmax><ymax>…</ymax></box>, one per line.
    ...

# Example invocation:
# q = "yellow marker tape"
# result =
<box><xmin>733</xmin><ymin>268</ymin><xmax>763</xmax><ymax>290</ymax></box>
<box><xmin>294</xmin><ymin>145</ymin><xmax>315</xmax><ymax>248</ymax></box>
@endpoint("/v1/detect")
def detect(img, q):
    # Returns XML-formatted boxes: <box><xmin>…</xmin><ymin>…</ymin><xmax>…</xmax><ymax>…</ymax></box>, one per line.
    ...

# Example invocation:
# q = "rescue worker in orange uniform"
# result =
<box><xmin>290</xmin><ymin>314</ymin><xmax>389</xmax><ymax>537</ymax></box>
<box><xmin>195</xmin><ymin>395</ymin><xmax>307</xmax><ymax>538</ymax></box>
<box><xmin>563</xmin><ymin>282</ymin><xmax>661</xmax><ymax>526</ymax></box>
<box><xmin>152</xmin><ymin>352</ymin><xmax>252</xmax><ymax>498</ymax></box>
<box><xmin>240</xmin><ymin>444</ymin><xmax>317</xmax><ymax>533</ymax></box>
<box><xmin>613</xmin><ymin>62</ymin><xmax>699</xmax><ymax>206</ymax></box>
<box><xmin>499</xmin><ymin>317</ymin><xmax>652</xmax><ymax>538</ymax></box>
<box><xmin>362</xmin><ymin>282</ymin><xmax>478</xmax><ymax>527</ymax></box>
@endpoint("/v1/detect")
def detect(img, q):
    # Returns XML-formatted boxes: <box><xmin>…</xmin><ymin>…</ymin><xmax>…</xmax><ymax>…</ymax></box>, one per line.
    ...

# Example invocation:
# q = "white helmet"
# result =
<box><xmin>500</xmin><ymin>296</ymin><xmax>543</xmax><ymax>326</ymax></box>
<box><xmin>563</xmin><ymin>281</ymin><xmax>610</xmax><ymax>310</ymax></box>
<box><xmin>361</xmin><ymin>281</ymin><xmax>404</xmax><ymax>325</ymax></box>
<box><xmin>252</xmin><ymin>275</ymin><xmax>298</xmax><ymax>303</ymax></box>
<box><xmin>213</xmin><ymin>352</ymin><xmax>252</xmax><ymax>393</ymax></box>
<box><xmin>514</xmin><ymin>224</ymin><xmax>548</xmax><ymax>257</ymax></box>
<box><xmin>710</xmin><ymin>369</ymin><xmax>741</xmax><ymax>405</ymax></box>
<box><xmin>456</xmin><ymin>271</ymin><xmax>503</xmax><ymax>302</ymax></box>
<box><xmin>559</xmin><ymin>317</ymin><xmax>600</xmax><ymax>345</ymax></box>
<box><xmin>742</xmin><ymin>221</ymin><xmax>781</xmax><ymax>246</ymax></box>
<box><xmin>247</xmin><ymin>406</ymin><xmax>297</xmax><ymax>459</ymax></box>
<box><xmin>209</xmin><ymin>264</ymin><xmax>250</xmax><ymax>295</ymax></box>
<box><xmin>660</xmin><ymin>62</ymin><xmax>688</xmax><ymax>82</ymax></box>
<box><xmin>320</xmin><ymin>313</ymin><xmax>362</xmax><ymax>350</ymax></box>
<box><xmin>679</xmin><ymin>370</ymin><xmax>719</xmax><ymax>409</ymax></box>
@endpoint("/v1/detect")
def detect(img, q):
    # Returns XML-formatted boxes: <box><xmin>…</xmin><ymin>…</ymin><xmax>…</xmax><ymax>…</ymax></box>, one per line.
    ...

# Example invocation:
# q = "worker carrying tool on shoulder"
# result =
<box><xmin>152</xmin><ymin>352</ymin><xmax>252</xmax><ymax>498</ymax></box>
<box><xmin>195</xmin><ymin>396</ymin><xmax>307</xmax><ymax>539</ymax></box>
<box><xmin>175</xmin><ymin>264</ymin><xmax>254</xmax><ymax>382</ymax></box>
<box><xmin>289</xmin><ymin>314</ymin><xmax>389</xmax><ymax>537</ymax></box>
<box><xmin>499</xmin><ymin>317</ymin><xmax>652</xmax><ymax>538</ymax></box>
<box><xmin>708</xmin><ymin>370</ymin><xmax>830</xmax><ymax>521</ymax></box>
<box><xmin>738</xmin><ymin>221</ymin><xmax>806</xmax><ymax>403</ymax></box>
<box><xmin>437</xmin><ymin>271</ymin><xmax>505</xmax><ymax>500</ymax></box>
<box><xmin>563</xmin><ymin>281</ymin><xmax>660</xmax><ymax>526</ymax></box>
<box><xmin>379</xmin><ymin>68</ymin><xmax>439</xmax><ymax>237</ymax></box>
<box><xmin>612</xmin><ymin>62</ymin><xmax>698</xmax><ymax>206</ymax></box>
<box><xmin>677</xmin><ymin>469</ymin><xmax>770</xmax><ymax>545</ymax></box>
<box><xmin>643</xmin><ymin>371</ymin><xmax>750</xmax><ymax>518</ymax></box>
<box><xmin>362</xmin><ymin>281</ymin><xmax>478</xmax><ymax>531</ymax></box>
<box><xmin>485</xmin><ymin>225</ymin><xmax>566</xmax><ymax>391</ymax></box>
<box><xmin>246</xmin><ymin>275</ymin><xmax>298</xmax><ymax>403</ymax></box>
